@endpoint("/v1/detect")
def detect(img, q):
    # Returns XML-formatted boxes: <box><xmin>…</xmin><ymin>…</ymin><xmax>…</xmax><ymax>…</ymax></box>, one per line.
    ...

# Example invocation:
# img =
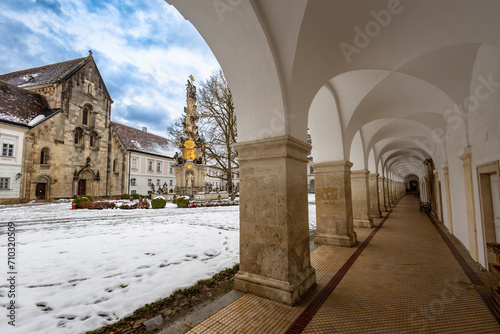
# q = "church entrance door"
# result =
<box><xmin>78</xmin><ymin>179</ymin><xmax>86</xmax><ymax>196</ymax></box>
<box><xmin>36</xmin><ymin>183</ymin><xmax>46</xmax><ymax>200</ymax></box>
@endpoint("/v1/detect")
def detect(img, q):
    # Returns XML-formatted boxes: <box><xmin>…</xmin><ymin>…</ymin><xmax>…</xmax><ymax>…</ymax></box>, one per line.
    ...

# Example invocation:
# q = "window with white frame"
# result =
<box><xmin>2</xmin><ymin>139</ymin><xmax>14</xmax><ymax>157</ymax></box>
<box><xmin>0</xmin><ymin>177</ymin><xmax>10</xmax><ymax>189</ymax></box>
<box><xmin>170</xmin><ymin>165</ymin><xmax>173</xmax><ymax>173</ymax></box>
<box><xmin>156</xmin><ymin>179</ymin><xmax>160</xmax><ymax>186</ymax></box>
<box><xmin>148</xmin><ymin>160</ymin><xmax>153</xmax><ymax>172</ymax></box>
<box><xmin>147</xmin><ymin>179</ymin><xmax>152</xmax><ymax>186</ymax></box>
<box><xmin>169</xmin><ymin>180</ymin><xmax>173</xmax><ymax>186</ymax></box>
<box><xmin>131</xmin><ymin>158</ymin><xmax>138</xmax><ymax>170</ymax></box>
<box><xmin>157</xmin><ymin>161</ymin><xmax>162</xmax><ymax>172</ymax></box>
<box><xmin>130</xmin><ymin>178</ymin><xmax>136</xmax><ymax>186</ymax></box>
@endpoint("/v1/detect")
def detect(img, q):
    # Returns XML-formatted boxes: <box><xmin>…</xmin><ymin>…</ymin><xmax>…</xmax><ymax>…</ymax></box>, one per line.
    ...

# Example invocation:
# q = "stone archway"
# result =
<box><xmin>75</xmin><ymin>168</ymin><xmax>97</xmax><ymax>197</ymax></box>
<box><xmin>32</xmin><ymin>174</ymin><xmax>54</xmax><ymax>201</ymax></box>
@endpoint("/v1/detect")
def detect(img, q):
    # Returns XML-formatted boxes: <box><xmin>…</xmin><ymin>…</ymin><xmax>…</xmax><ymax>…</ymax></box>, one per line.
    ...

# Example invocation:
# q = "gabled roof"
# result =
<box><xmin>0</xmin><ymin>57</ymin><xmax>87</xmax><ymax>88</ymax></box>
<box><xmin>111</xmin><ymin>121</ymin><xmax>178</xmax><ymax>159</ymax></box>
<box><xmin>0</xmin><ymin>80</ymin><xmax>60</xmax><ymax>127</ymax></box>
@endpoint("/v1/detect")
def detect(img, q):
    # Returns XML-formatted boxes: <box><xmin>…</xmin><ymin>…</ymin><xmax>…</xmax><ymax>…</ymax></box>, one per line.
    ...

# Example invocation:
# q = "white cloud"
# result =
<box><xmin>0</xmin><ymin>0</ymin><xmax>221</xmax><ymax>134</ymax></box>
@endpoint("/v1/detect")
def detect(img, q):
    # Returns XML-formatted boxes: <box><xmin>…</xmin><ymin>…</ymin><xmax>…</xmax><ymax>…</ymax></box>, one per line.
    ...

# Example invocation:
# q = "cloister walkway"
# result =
<box><xmin>186</xmin><ymin>196</ymin><xmax>500</xmax><ymax>333</ymax></box>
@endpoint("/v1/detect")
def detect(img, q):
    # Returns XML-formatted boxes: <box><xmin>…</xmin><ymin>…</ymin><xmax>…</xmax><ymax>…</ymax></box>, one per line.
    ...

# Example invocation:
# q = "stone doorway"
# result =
<box><xmin>78</xmin><ymin>179</ymin><xmax>86</xmax><ymax>197</ymax></box>
<box><xmin>36</xmin><ymin>183</ymin><xmax>46</xmax><ymax>200</ymax></box>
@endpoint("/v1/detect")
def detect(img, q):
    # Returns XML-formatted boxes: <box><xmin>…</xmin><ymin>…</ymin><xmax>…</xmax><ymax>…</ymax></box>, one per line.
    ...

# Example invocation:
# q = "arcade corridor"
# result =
<box><xmin>184</xmin><ymin>196</ymin><xmax>500</xmax><ymax>333</ymax></box>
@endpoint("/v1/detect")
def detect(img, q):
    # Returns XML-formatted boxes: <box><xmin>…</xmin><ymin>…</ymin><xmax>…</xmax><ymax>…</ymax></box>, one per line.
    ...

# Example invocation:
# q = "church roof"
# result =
<box><xmin>0</xmin><ymin>80</ymin><xmax>60</xmax><ymax>127</ymax></box>
<box><xmin>111</xmin><ymin>121</ymin><xmax>178</xmax><ymax>159</ymax></box>
<box><xmin>0</xmin><ymin>57</ymin><xmax>87</xmax><ymax>88</ymax></box>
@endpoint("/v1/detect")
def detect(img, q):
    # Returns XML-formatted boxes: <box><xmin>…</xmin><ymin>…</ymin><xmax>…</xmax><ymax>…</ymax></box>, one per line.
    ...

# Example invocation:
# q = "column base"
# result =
<box><xmin>234</xmin><ymin>266</ymin><xmax>316</xmax><ymax>306</ymax></box>
<box><xmin>371</xmin><ymin>211</ymin><xmax>383</xmax><ymax>218</ymax></box>
<box><xmin>314</xmin><ymin>232</ymin><xmax>357</xmax><ymax>247</ymax></box>
<box><xmin>354</xmin><ymin>219</ymin><xmax>374</xmax><ymax>228</ymax></box>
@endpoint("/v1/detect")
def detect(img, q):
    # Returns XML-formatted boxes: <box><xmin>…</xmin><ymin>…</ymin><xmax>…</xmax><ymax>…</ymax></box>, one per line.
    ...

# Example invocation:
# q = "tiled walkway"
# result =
<box><xmin>188</xmin><ymin>196</ymin><xmax>500</xmax><ymax>333</ymax></box>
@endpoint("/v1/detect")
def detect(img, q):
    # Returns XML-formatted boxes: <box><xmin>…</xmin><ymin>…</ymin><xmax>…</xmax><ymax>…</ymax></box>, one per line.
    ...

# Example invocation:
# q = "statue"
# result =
<box><xmin>186</xmin><ymin>173</ymin><xmax>194</xmax><ymax>187</ymax></box>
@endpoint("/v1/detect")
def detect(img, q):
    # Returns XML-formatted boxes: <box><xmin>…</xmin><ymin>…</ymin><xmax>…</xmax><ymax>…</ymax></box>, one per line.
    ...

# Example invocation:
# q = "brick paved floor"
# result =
<box><xmin>188</xmin><ymin>196</ymin><xmax>500</xmax><ymax>333</ymax></box>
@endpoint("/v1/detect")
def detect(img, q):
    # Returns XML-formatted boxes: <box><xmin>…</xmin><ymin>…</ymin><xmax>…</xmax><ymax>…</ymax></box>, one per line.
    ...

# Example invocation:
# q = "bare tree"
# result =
<box><xmin>198</xmin><ymin>69</ymin><xmax>238</xmax><ymax>197</ymax></box>
<box><xmin>166</xmin><ymin>69</ymin><xmax>238</xmax><ymax>196</ymax></box>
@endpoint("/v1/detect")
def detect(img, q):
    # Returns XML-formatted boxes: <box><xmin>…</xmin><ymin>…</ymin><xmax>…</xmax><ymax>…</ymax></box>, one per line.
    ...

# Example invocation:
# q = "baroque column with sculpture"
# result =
<box><xmin>173</xmin><ymin>76</ymin><xmax>206</xmax><ymax>196</ymax></box>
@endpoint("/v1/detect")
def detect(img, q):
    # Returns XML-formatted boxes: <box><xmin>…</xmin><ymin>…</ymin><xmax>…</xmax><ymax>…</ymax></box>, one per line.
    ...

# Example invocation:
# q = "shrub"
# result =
<box><xmin>84</xmin><ymin>195</ymin><xmax>94</xmax><ymax>202</ymax></box>
<box><xmin>176</xmin><ymin>196</ymin><xmax>190</xmax><ymax>208</ymax></box>
<box><xmin>72</xmin><ymin>196</ymin><xmax>91</xmax><ymax>208</ymax></box>
<box><xmin>119</xmin><ymin>201</ymin><xmax>150</xmax><ymax>210</ymax></box>
<box><xmin>151</xmin><ymin>197</ymin><xmax>166</xmax><ymax>209</ymax></box>
<box><xmin>133</xmin><ymin>193</ymin><xmax>140</xmax><ymax>199</ymax></box>
<box><xmin>80</xmin><ymin>201</ymin><xmax>116</xmax><ymax>210</ymax></box>
<box><xmin>120</xmin><ymin>194</ymin><xmax>130</xmax><ymax>200</ymax></box>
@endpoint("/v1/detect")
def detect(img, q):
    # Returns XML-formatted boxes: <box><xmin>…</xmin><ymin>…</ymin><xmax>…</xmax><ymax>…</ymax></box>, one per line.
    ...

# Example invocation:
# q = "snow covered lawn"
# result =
<box><xmin>0</xmin><ymin>197</ymin><xmax>317</xmax><ymax>334</ymax></box>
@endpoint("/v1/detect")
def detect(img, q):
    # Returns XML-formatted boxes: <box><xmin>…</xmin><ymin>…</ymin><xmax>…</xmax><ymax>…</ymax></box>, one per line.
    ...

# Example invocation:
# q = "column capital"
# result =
<box><xmin>311</xmin><ymin>160</ymin><xmax>353</xmax><ymax>173</ymax></box>
<box><xmin>459</xmin><ymin>153</ymin><xmax>472</xmax><ymax>166</ymax></box>
<box><xmin>234</xmin><ymin>135</ymin><xmax>311</xmax><ymax>162</ymax></box>
<box><xmin>351</xmin><ymin>169</ymin><xmax>370</xmax><ymax>177</ymax></box>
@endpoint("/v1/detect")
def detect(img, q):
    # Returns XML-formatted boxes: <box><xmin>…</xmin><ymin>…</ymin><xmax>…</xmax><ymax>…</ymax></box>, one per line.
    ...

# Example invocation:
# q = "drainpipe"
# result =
<box><xmin>128</xmin><ymin>151</ymin><xmax>131</xmax><ymax>194</ymax></box>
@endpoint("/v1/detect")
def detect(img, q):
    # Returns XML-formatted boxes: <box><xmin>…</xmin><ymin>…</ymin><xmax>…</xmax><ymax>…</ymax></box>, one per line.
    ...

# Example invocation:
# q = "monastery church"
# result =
<box><xmin>0</xmin><ymin>53</ymin><xmax>181</xmax><ymax>202</ymax></box>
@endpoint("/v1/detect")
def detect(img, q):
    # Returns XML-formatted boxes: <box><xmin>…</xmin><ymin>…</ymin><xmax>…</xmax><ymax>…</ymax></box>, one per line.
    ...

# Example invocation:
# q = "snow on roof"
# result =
<box><xmin>111</xmin><ymin>121</ymin><xmax>178</xmax><ymax>158</ymax></box>
<box><xmin>0</xmin><ymin>80</ymin><xmax>57</xmax><ymax>127</ymax></box>
<box><xmin>0</xmin><ymin>57</ymin><xmax>87</xmax><ymax>88</ymax></box>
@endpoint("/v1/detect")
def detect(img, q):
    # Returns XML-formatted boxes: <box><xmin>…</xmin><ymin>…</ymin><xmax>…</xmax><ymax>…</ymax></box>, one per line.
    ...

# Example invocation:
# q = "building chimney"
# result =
<box><xmin>142</xmin><ymin>127</ymin><xmax>147</xmax><ymax>132</ymax></box>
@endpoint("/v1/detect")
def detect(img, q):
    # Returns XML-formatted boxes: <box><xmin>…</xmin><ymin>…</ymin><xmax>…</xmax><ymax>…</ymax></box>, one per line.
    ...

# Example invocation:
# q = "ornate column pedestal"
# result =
<box><xmin>370</xmin><ymin>173</ymin><xmax>383</xmax><ymax>218</ymax></box>
<box><xmin>233</xmin><ymin>136</ymin><xmax>316</xmax><ymax>306</ymax></box>
<box><xmin>312</xmin><ymin>160</ymin><xmax>357</xmax><ymax>247</ymax></box>
<box><xmin>351</xmin><ymin>170</ymin><xmax>374</xmax><ymax>228</ymax></box>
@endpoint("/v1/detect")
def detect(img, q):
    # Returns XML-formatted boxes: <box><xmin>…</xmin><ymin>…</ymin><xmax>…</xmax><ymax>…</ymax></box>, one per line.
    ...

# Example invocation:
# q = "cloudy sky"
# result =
<box><xmin>0</xmin><ymin>0</ymin><xmax>220</xmax><ymax>136</ymax></box>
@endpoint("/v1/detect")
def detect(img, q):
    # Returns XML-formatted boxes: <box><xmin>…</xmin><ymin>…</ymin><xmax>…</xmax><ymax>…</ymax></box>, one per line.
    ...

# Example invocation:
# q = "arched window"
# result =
<box><xmin>113</xmin><ymin>158</ymin><xmax>117</xmax><ymax>173</ymax></box>
<box><xmin>82</xmin><ymin>108</ymin><xmax>89</xmax><ymax>125</ymax></box>
<box><xmin>40</xmin><ymin>148</ymin><xmax>49</xmax><ymax>164</ymax></box>
<box><xmin>88</xmin><ymin>84</ymin><xmax>92</xmax><ymax>95</ymax></box>
<box><xmin>74</xmin><ymin>128</ymin><xmax>83</xmax><ymax>146</ymax></box>
<box><xmin>90</xmin><ymin>132</ymin><xmax>99</xmax><ymax>149</ymax></box>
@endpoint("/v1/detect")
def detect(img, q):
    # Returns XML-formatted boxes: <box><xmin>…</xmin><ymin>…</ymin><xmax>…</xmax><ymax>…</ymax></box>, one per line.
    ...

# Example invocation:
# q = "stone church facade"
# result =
<box><xmin>0</xmin><ymin>53</ymin><xmax>125</xmax><ymax>201</ymax></box>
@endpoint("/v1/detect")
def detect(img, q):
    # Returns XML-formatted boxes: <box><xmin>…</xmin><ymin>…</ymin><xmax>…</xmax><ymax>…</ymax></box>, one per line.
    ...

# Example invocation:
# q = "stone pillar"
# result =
<box><xmin>433</xmin><ymin>170</ymin><xmax>442</xmax><ymax>221</ymax></box>
<box><xmin>384</xmin><ymin>178</ymin><xmax>391</xmax><ymax>209</ymax></box>
<box><xmin>313</xmin><ymin>160</ymin><xmax>357</xmax><ymax>247</ymax></box>
<box><xmin>459</xmin><ymin>153</ymin><xmax>479</xmax><ymax>261</ymax></box>
<box><xmin>378</xmin><ymin>177</ymin><xmax>388</xmax><ymax>212</ymax></box>
<box><xmin>443</xmin><ymin>166</ymin><xmax>453</xmax><ymax>233</ymax></box>
<box><xmin>233</xmin><ymin>136</ymin><xmax>316</xmax><ymax>306</ymax></box>
<box><xmin>351</xmin><ymin>170</ymin><xmax>374</xmax><ymax>227</ymax></box>
<box><xmin>369</xmin><ymin>173</ymin><xmax>382</xmax><ymax>218</ymax></box>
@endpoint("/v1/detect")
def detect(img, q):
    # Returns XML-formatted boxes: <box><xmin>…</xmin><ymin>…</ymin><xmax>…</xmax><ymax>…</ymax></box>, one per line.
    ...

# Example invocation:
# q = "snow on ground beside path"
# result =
<box><xmin>0</xmin><ymin>199</ymin><xmax>317</xmax><ymax>334</ymax></box>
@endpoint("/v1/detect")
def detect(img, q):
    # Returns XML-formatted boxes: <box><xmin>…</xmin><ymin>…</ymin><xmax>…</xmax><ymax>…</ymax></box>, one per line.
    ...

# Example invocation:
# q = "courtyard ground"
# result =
<box><xmin>0</xmin><ymin>195</ymin><xmax>317</xmax><ymax>334</ymax></box>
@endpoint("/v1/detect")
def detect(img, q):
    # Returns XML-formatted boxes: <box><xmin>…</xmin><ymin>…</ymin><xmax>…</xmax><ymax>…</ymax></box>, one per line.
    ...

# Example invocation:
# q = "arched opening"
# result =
<box><xmin>90</xmin><ymin>131</ymin><xmax>99</xmax><ymax>149</ymax></box>
<box><xmin>40</xmin><ymin>147</ymin><xmax>49</xmax><ymax>165</ymax></box>
<box><xmin>82</xmin><ymin>107</ymin><xmax>89</xmax><ymax>126</ymax></box>
<box><xmin>74</xmin><ymin>127</ymin><xmax>84</xmax><ymax>146</ymax></box>
<box><xmin>33</xmin><ymin>174</ymin><xmax>54</xmax><ymax>200</ymax></box>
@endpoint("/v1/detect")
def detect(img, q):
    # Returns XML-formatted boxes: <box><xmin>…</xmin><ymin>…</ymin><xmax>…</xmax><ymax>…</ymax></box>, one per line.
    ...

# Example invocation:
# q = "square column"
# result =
<box><xmin>385</xmin><ymin>178</ymin><xmax>392</xmax><ymax>207</ymax></box>
<box><xmin>312</xmin><ymin>160</ymin><xmax>357</xmax><ymax>247</ymax></box>
<box><xmin>378</xmin><ymin>177</ymin><xmax>388</xmax><ymax>212</ymax></box>
<box><xmin>460</xmin><ymin>153</ymin><xmax>479</xmax><ymax>261</ymax></box>
<box><xmin>443</xmin><ymin>166</ymin><xmax>453</xmax><ymax>233</ymax></box>
<box><xmin>369</xmin><ymin>173</ymin><xmax>383</xmax><ymax>218</ymax></box>
<box><xmin>233</xmin><ymin>136</ymin><xmax>316</xmax><ymax>306</ymax></box>
<box><xmin>351</xmin><ymin>170</ymin><xmax>374</xmax><ymax>227</ymax></box>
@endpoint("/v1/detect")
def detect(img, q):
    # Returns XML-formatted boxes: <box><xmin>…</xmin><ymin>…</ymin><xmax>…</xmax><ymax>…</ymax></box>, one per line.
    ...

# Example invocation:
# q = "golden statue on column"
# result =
<box><xmin>173</xmin><ymin>75</ymin><xmax>206</xmax><ymax>196</ymax></box>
